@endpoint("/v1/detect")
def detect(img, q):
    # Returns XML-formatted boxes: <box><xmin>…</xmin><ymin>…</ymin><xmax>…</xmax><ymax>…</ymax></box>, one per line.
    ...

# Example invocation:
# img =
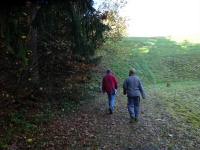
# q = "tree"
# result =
<box><xmin>97</xmin><ymin>0</ymin><xmax>127</xmax><ymax>41</ymax></box>
<box><xmin>0</xmin><ymin>1</ymin><xmax>111</xmax><ymax>148</ymax></box>
<box><xmin>0</xmin><ymin>0</ymin><xmax>109</xmax><ymax>104</ymax></box>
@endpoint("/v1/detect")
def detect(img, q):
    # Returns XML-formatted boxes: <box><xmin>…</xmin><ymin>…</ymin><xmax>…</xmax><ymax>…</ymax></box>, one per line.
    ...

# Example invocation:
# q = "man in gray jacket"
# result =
<box><xmin>123</xmin><ymin>68</ymin><xmax>146</xmax><ymax>122</ymax></box>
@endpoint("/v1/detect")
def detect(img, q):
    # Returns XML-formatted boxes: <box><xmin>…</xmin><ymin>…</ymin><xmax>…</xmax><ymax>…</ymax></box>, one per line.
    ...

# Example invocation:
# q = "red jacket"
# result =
<box><xmin>102</xmin><ymin>73</ymin><xmax>118</xmax><ymax>94</ymax></box>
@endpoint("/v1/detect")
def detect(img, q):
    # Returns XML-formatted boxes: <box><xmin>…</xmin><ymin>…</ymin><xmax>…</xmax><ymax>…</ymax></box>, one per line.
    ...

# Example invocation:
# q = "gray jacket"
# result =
<box><xmin>123</xmin><ymin>75</ymin><xmax>146</xmax><ymax>98</ymax></box>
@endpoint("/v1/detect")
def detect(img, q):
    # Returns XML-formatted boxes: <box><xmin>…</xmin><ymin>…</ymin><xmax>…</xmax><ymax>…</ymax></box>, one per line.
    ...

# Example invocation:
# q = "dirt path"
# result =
<box><xmin>37</xmin><ymin>92</ymin><xmax>200</xmax><ymax>150</ymax></box>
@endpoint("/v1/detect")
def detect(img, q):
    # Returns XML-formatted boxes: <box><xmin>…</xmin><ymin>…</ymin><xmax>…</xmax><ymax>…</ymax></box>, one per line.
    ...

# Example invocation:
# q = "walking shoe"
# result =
<box><xmin>109</xmin><ymin>108</ymin><xmax>113</xmax><ymax>114</ymax></box>
<box><xmin>129</xmin><ymin>117</ymin><xmax>135</xmax><ymax>123</ymax></box>
<box><xmin>134</xmin><ymin>118</ymin><xmax>139</xmax><ymax>122</ymax></box>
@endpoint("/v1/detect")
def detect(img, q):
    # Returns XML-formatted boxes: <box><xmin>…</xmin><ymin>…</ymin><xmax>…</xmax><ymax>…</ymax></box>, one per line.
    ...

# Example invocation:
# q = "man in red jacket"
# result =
<box><xmin>102</xmin><ymin>69</ymin><xmax>118</xmax><ymax>114</ymax></box>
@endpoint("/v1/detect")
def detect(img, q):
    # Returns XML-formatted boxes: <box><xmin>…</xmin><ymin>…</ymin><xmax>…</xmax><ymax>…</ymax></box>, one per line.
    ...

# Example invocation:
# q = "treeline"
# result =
<box><xmin>0</xmin><ymin>0</ymin><xmax>109</xmax><ymax>108</ymax></box>
<box><xmin>0</xmin><ymin>1</ymin><xmax>128</xmax><ymax>148</ymax></box>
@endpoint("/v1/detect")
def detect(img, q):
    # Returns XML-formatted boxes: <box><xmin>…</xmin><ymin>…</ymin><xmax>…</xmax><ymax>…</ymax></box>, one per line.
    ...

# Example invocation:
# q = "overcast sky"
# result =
<box><xmin>121</xmin><ymin>0</ymin><xmax>200</xmax><ymax>36</ymax></box>
<box><xmin>94</xmin><ymin>0</ymin><xmax>200</xmax><ymax>42</ymax></box>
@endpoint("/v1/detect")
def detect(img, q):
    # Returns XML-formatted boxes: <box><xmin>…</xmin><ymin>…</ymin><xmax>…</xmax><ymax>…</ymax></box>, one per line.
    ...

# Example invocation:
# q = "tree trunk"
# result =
<box><xmin>29</xmin><ymin>27</ymin><xmax>39</xmax><ymax>83</ymax></box>
<box><xmin>28</xmin><ymin>6</ymin><xmax>40</xmax><ymax>83</ymax></box>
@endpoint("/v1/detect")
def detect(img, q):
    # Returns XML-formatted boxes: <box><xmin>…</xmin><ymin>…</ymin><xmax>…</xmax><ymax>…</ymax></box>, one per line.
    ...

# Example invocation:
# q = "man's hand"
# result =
<box><xmin>142</xmin><ymin>94</ymin><xmax>147</xmax><ymax>99</ymax></box>
<box><xmin>102</xmin><ymin>89</ymin><xmax>105</xmax><ymax>94</ymax></box>
<box><xmin>114</xmin><ymin>89</ymin><xmax>117</xmax><ymax>95</ymax></box>
<box><xmin>123</xmin><ymin>90</ymin><xmax>126</xmax><ymax>95</ymax></box>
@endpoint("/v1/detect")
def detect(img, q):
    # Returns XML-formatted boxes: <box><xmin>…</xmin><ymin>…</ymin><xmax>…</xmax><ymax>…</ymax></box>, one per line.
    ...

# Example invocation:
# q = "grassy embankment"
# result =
<box><xmin>98</xmin><ymin>37</ymin><xmax>200</xmax><ymax>128</ymax></box>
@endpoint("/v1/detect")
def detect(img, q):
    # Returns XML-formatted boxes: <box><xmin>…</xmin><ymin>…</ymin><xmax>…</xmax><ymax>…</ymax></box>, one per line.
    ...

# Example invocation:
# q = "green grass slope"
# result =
<box><xmin>99</xmin><ymin>37</ymin><xmax>200</xmax><ymax>128</ymax></box>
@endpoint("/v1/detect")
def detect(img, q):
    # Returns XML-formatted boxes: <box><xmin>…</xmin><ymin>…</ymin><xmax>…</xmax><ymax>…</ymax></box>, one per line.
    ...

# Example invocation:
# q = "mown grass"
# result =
<box><xmin>98</xmin><ymin>37</ymin><xmax>200</xmax><ymax>128</ymax></box>
<box><xmin>153</xmin><ymin>81</ymin><xmax>200</xmax><ymax>128</ymax></box>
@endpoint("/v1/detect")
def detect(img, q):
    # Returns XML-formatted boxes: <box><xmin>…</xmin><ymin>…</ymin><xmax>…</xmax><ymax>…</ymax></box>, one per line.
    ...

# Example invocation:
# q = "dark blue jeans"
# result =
<box><xmin>127</xmin><ymin>96</ymin><xmax>140</xmax><ymax>118</ymax></box>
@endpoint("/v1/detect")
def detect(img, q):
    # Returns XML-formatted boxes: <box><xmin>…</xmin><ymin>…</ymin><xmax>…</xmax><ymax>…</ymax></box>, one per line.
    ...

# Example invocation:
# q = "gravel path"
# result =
<box><xmin>38</xmin><ymin>93</ymin><xmax>200</xmax><ymax>150</ymax></box>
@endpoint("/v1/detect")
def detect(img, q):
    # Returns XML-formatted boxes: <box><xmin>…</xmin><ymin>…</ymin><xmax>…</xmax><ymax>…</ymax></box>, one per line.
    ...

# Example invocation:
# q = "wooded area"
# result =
<box><xmin>0</xmin><ymin>0</ymin><xmax>109</xmax><ymax>107</ymax></box>
<box><xmin>0</xmin><ymin>0</ymin><xmax>114</xmax><ymax>148</ymax></box>
<box><xmin>1</xmin><ymin>1</ymin><xmax>200</xmax><ymax>149</ymax></box>
<box><xmin>0</xmin><ymin>0</ymin><xmax>129</xmax><ymax>148</ymax></box>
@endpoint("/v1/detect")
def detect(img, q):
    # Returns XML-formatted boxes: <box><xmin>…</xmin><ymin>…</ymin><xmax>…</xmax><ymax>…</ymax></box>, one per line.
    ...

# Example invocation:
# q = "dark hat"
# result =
<box><xmin>106</xmin><ymin>69</ymin><xmax>111</xmax><ymax>74</ymax></box>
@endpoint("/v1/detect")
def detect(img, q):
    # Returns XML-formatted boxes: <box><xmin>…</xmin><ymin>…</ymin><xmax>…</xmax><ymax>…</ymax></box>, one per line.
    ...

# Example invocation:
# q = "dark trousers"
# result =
<box><xmin>127</xmin><ymin>96</ymin><xmax>140</xmax><ymax>118</ymax></box>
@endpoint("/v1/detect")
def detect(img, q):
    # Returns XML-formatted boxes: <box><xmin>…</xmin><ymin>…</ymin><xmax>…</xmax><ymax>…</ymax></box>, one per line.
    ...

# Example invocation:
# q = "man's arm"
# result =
<box><xmin>102</xmin><ymin>77</ymin><xmax>106</xmax><ymax>93</ymax></box>
<box><xmin>138</xmin><ymin>80</ymin><xmax>146</xmax><ymax>99</ymax></box>
<box><xmin>114</xmin><ymin>76</ymin><xmax>118</xmax><ymax>90</ymax></box>
<box><xmin>123</xmin><ymin>79</ymin><xmax>127</xmax><ymax>95</ymax></box>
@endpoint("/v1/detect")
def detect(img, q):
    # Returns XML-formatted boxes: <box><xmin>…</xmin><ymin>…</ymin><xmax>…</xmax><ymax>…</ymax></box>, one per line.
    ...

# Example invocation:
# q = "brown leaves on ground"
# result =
<box><xmin>4</xmin><ymin>93</ymin><xmax>200</xmax><ymax>150</ymax></box>
<box><xmin>38</xmin><ymin>112</ymin><xmax>98</xmax><ymax>149</ymax></box>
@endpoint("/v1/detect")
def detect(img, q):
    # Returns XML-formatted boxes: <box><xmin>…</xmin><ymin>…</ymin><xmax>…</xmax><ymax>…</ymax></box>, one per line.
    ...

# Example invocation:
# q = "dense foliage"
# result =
<box><xmin>0</xmin><ymin>0</ymin><xmax>108</xmax><ymax>106</ymax></box>
<box><xmin>97</xmin><ymin>0</ymin><xmax>127</xmax><ymax>41</ymax></box>
<box><xmin>0</xmin><ymin>1</ymin><xmax>110</xmax><ymax>148</ymax></box>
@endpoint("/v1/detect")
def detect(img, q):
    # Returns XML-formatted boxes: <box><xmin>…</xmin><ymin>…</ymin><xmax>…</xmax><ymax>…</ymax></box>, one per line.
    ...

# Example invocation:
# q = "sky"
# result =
<box><xmin>94</xmin><ymin>0</ymin><xmax>200</xmax><ymax>42</ymax></box>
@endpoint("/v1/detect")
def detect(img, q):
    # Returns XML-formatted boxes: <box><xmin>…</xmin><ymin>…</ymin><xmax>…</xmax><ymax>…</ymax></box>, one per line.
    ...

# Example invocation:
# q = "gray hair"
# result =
<box><xmin>129</xmin><ymin>68</ymin><xmax>136</xmax><ymax>75</ymax></box>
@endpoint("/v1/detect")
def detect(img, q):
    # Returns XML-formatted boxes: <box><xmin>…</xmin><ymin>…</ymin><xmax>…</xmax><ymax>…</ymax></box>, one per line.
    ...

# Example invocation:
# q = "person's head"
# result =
<box><xmin>106</xmin><ymin>69</ymin><xmax>111</xmax><ymax>74</ymax></box>
<box><xmin>129</xmin><ymin>68</ymin><xmax>136</xmax><ymax>76</ymax></box>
